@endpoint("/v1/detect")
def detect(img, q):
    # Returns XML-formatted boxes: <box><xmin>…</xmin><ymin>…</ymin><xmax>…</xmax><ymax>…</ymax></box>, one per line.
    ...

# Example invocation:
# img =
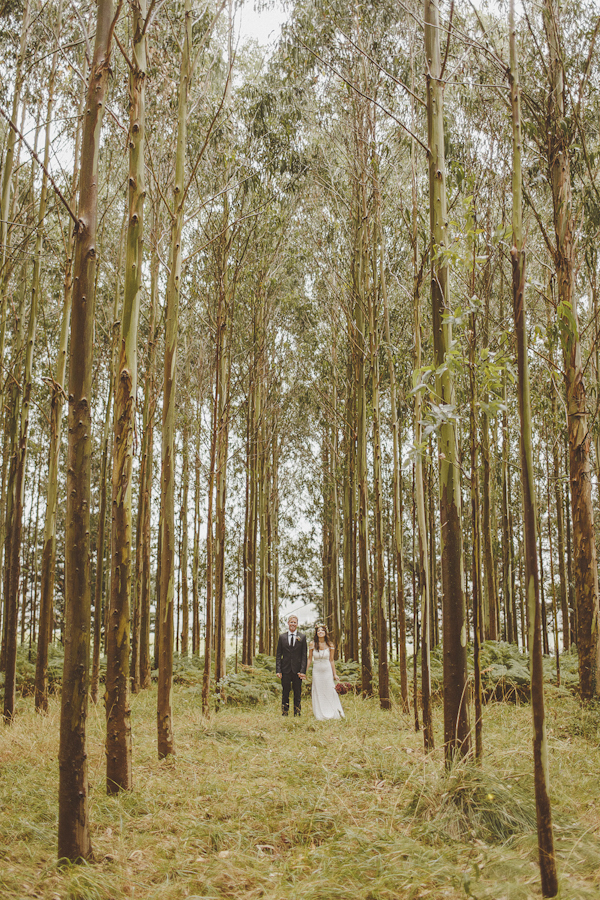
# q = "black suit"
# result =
<box><xmin>276</xmin><ymin>631</ymin><xmax>307</xmax><ymax>716</ymax></box>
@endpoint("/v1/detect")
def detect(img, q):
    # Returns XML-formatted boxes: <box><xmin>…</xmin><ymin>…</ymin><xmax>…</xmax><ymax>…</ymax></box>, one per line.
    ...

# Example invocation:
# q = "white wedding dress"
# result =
<box><xmin>311</xmin><ymin>648</ymin><xmax>345</xmax><ymax>720</ymax></box>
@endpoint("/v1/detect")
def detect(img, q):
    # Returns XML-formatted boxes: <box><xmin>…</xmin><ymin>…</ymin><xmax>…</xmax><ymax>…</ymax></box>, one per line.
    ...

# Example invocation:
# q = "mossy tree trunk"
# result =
<box><xmin>545</xmin><ymin>0</ymin><xmax>599</xmax><ymax>699</ymax></box>
<box><xmin>424</xmin><ymin>0</ymin><xmax>470</xmax><ymax>761</ymax></box>
<box><xmin>106</xmin><ymin>0</ymin><xmax>147</xmax><ymax>791</ymax></box>
<box><xmin>57</xmin><ymin>0</ymin><xmax>117</xmax><ymax>861</ymax></box>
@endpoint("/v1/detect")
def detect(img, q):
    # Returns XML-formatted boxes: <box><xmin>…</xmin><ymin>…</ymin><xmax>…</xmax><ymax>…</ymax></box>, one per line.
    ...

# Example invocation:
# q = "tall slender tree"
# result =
<box><xmin>137</xmin><ymin>198</ymin><xmax>160</xmax><ymax>690</ymax></box>
<box><xmin>35</xmin><ymin>63</ymin><xmax>84</xmax><ymax>712</ymax></box>
<box><xmin>509</xmin><ymin>3</ymin><xmax>558</xmax><ymax>892</ymax></box>
<box><xmin>544</xmin><ymin>0</ymin><xmax>600</xmax><ymax>699</ymax></box>
<box><xmin>106</xmin><ymin>0</ymin><xmax>147</xmax><ymax>791</ymax></box>
<box><xmin>424</xmin><ymin>0</ymin><xmax>470</xmax><ymax>760</ymax></box>
<box><xmin>158</xmin><ymin>0</ymin><xmax>192</xmax><ymax>757</ymax></box>
<box><xmin>58</xmin><ymin>0</ymin><xmax>118</xmax><ymax>861</ymax></box>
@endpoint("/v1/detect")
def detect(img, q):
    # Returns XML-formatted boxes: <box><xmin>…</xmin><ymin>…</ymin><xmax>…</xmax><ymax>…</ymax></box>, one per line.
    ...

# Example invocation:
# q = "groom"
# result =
<box><xmin>276</xmin><ymin>615</ymin><xmax>307</xmax><ymax>716</ymax></box>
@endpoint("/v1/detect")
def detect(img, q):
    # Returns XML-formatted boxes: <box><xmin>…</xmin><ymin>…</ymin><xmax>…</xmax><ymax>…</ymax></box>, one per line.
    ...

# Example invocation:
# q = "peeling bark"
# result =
<box><xmin>58</xmin><ymin>0</ymin><xmax>117</xmax><ymax>861</ymax></box>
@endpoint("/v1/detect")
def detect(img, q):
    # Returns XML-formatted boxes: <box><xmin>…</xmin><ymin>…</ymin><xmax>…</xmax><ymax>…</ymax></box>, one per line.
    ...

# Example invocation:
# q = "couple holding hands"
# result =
<box><xmin>275</xmin><ymin>615</ymin><xmax>345</xmax><ymax>721</ymax></box>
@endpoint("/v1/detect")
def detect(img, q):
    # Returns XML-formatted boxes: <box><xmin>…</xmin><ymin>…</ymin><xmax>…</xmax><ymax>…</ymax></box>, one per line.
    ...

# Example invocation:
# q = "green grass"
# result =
<box><xmin>1</xmin><ymin>681</ymin><xmax>599</xmax><ymax>900</ymax></box>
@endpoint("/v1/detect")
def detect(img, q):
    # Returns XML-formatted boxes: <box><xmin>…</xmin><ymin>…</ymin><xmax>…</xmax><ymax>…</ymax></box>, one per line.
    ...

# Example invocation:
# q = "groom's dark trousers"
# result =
<box><xmin>276</xmin><ymin>631</ymin><xmax>307</xmax><ymax>716</ymax></box>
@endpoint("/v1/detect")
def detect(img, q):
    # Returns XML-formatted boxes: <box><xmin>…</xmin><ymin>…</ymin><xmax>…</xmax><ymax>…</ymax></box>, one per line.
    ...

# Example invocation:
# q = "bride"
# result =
<box><xmin>308</xmin><ymin>624</ymin><xmax>345</xmax><ymax>720</ymax></box>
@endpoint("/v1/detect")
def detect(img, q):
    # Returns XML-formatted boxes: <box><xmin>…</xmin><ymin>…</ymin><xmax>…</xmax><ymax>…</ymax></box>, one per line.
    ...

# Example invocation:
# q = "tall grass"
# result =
<box><xmin>1</xmin><ymin>681</ymin><xmax>598</xmax><ymax>899</ymax></box>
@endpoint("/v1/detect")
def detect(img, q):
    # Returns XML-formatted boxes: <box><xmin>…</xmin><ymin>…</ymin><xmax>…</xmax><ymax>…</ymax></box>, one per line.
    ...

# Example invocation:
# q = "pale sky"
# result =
<box><xmin>237</xmin><ymin>0</ymin><xmax>288</xmax><ymax>48</ymax></box>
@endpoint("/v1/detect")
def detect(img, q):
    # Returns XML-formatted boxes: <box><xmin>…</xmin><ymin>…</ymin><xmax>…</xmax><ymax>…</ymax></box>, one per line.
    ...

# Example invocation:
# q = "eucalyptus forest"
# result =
<box><xmin>1</xmin><ymin>0</ymin><xmax>599</xmax><ymax>898</ymax></box>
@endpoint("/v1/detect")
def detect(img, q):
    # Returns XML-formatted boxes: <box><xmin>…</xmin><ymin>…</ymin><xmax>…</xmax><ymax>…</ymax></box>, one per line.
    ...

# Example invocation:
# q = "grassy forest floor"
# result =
<box><xmin>1</xmin><ymin>667</ymin><xmax>600</xmax><ymax>900</ymax></box>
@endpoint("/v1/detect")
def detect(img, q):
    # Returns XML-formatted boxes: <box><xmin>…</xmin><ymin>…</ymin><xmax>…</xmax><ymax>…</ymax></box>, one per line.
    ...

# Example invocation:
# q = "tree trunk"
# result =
<box><xmin>91</xmin><ymin>214</ymin><xmax>125</xmax><ymax>705</ymax></box>
<box><xmin>30</xmin><ymin>468</ymin><xmax>42</xmax><ymax>647</ymax></box>
<box><xmin>58</xmin><ymin>0</ymin><xmax>116</xmax><ymax>861</ymax></box>
<box><xmin>272</xmin><ymin>420</ymin><xmax>280</xmax><ymax>653</ymax></box>
<box><xmin>192</xmin><ymin>393</ymin><xmax>201</xmax><ymax>656</ymax></box>
<box><xmin>180</xmin><ymin>343</ymin><xmax>190</xmax><ymax>658</ymax></box>
<box><xmin>411</xmin><ymin>467</ymin><xmax>420</xmax><ymax>732</ymax></box>
<box><xmin>356</xmin><ymin>261</ymin><xmax>372</xmax><ymax>696</ymax></box>
<box><xmin>35</xmin><ymin>73</ymin><xmax>82</xmax><ymax>710</ymax></box>
<box><xmin>407</xmin><ymin>68</ymin><xmax>430</xmax><ymax>732</ymax></box>
<box><xmin>203</xmin><ymin>366</ymin><xmax>217</xmax><ymax>715</ymax></box>
<box><xmin>509</xmin><ymin>8</ymin><xmax>558</xmax><ymax>891</ymax></box>
<box><xmin>2</xmin><ymin>96</ymin><xmax>44</xmax><ymax>702</ymax></box>
<box><xmin>469</xmin><ymin>309</ymin><xmax>483</xmax><ymax>761</ymax></box>
<box><xmin>214</xmin><ymin>231</ymin><xmax>232</xmax><ymax>688</ymax></box>
<box><xmin>353</xmin><ymin>94</ymin><xmax>373</xmax><ymax>697</ymax></box>
<box><xmin>425</xmin><ymin>0</ymin><xmax>470</xmax><ymax>761</ymax></box>
<box><xmin>564</xmin><ymin>438</ymin><xmax>575</xmax><ymax>643</ymax></box>
<box><xmin>4</xmin><ymin>98</ymin><xmax>49</xmax><ymax>721</ymax></box>
<box><xmin>342</xmin><ymin>353</ymin><xmax>358</xmax><ymax>662</ymax></box>
<box><xmin>481</xmin><ymin>270</ymin><xmax>497</xmax><ymax>640</ymax></box>
<box><xmin>91</xmin><ymin>395</ymin><xmax>111</xmax><ymax>706</ymax></box>
<box><xmin>243</xmin><ymin>372</ymin><xmax>255</xmax><ymax>666</ymax></box>
<box><xmin>258</xmin><ymin>359</ymin><xmax>268</xmax><ymax>656</ymax></box>
<box><xmin>158</xmin><ymin>0</ymin><xmax>192</xmax><ymax>757</ymax></box>
<box><xmin>321</xmin><ymin>428</ymin><xmax>331</xmax><ymax>631</ymax></box>
<box><xmin>546</xmin><ymin>452</ymin><xmax>561</xmax><ymax>684</ymax></box>
<box><xmin>501</xmin><ymin>306</ymin><xmax>514</xmax><ymax>644</ymax></box>
<box><xmin>16</xmin><ymin>65</ymin><xmax>57</xmax><ymax>669</ymax></box>
<box><xmin>551</xmin><ymin>406</ymin><xmax>568</xmax><ymax>651</ymax></box>
<box><xmin>106</xmin><ymin>0</ymin><xmax>146</xmax><ymax>790</ymax></box>
<box><xmin>370</xmin><ymin>283</ymin><xmax>389</xmax><ymax>709</ymax></box>
<box><xmin>330</xmin><ymin>342</ymin><xmax>342</xmax><ymax>656</ymax></box>
<box><xmin>0</xmin><ymin>0</ymin><xmax>31</xmax><ymax>410</ymax></box>
<box><xmin>538</xmin><ymin>515</ymin><xmax>549</xmax><ymax>657</ymax></box>
<box><xmin>428</xmin><ymin>453</ymin><xmax>438</xmax><ymax>647</ymax></box>
<box><xmin>545</xmin><ymin>0</ymin><xmax>599</xmax><ymax>699</ymax></box>
<box><xmin>2</xmin><ymin>268</ymin><xmax>27</xmax><ymax>718</ymax></box>
<box><xmin>138</xmin><ymin>202</ymin><xmax>159</xmax><ymax>690</ymax></box>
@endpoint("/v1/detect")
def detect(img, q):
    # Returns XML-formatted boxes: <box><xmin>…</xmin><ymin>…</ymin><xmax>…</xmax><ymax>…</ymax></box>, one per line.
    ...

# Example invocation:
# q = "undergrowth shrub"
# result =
<box><xmin>558</xmin><ymin>699</ymin><xmax>600</xmax><ymax>741</ymax></box>
<box><xmin>2</xmin><ymin>640</ymin><xmax>584</xmax><ymax>711</ymax></box>
<box><xmin>407</xmin><ymin>762</ymin><xmax>538</xmax><ymax>845</ymax></box>
<box><xmin>405</xmin><ymin>641</ymin><xmax>580</xmax><ymax>703</ymax></box>
<box><xmin>0</xmin><ymin>643</ymin><xmax>76</xmax><ymax>697</ymax></box>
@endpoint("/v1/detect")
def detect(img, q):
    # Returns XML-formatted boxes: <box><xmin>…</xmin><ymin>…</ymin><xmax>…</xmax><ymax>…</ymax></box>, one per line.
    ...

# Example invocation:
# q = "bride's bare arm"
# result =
<box><xmin>308</xmin><ymin>641</ymin><xmax>314</xmax><ymax>669</ymax></box>
<box><xmin>329</xmin><ymin>646</ymin><xmax>339</xmax><ymax>681</ymax></box>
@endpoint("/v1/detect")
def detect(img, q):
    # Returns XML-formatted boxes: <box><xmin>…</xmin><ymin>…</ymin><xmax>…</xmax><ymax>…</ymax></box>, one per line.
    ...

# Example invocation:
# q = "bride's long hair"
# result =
<box><xmin>313</xmin><ymin>623</ymin><xmax>334</xmax><ymax>649</ymax></box>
